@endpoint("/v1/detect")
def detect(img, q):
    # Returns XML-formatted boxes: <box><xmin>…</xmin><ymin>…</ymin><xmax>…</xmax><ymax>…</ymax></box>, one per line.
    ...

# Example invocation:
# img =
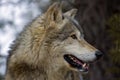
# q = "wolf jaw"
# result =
<box><xmin>64</xmin><ymin>54</ymin><xmax>89</xmax><ymax>72</ymax></box>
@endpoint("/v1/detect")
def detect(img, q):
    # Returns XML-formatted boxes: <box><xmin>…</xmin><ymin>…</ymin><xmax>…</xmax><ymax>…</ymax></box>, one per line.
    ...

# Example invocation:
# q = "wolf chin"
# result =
<box><xmin>5</xmin><ymin>2</ymin><xmax>103</xmax><ymax>80</ymax></box>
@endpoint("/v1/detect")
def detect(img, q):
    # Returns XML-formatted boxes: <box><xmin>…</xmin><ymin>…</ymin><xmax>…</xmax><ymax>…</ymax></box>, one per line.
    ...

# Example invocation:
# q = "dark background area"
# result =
<box><xmin>0</xmin><ymin>0</ymin><xmax>120</xmax><ymax>80</ymax></box>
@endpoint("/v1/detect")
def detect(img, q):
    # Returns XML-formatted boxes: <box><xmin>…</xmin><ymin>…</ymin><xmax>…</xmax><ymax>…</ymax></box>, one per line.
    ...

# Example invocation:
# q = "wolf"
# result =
<box><xmin>5</xmin><ymin>2</ymin><xmax>103</xmax><ymax>80</ymax></box>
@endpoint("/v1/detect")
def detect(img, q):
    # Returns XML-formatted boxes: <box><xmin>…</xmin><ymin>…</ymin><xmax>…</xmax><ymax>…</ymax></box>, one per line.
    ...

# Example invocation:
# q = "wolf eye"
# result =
<box><xmin>70</xmin><ymin>34</ymin><xmax>77</xmax><ymax>39</ymax></box>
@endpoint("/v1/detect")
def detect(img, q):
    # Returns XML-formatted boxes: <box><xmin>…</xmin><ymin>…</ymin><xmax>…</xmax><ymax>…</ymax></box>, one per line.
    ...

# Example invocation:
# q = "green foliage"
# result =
<box><xmin>107</xmin><ymin>14</ymin><xmax>120</xmax><ymax>80</ymax></box>
<box><xmin>108</xmin><ymin>14</ymin><xmax>120</xmax><ymax>41</ymax></box>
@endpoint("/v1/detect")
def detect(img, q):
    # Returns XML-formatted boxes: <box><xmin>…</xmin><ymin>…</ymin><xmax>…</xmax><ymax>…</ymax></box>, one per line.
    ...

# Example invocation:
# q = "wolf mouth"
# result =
<box><xmin>64</xmin><ymin>54</ymin><xmax>89</xmax><ymax>72</ymax></box>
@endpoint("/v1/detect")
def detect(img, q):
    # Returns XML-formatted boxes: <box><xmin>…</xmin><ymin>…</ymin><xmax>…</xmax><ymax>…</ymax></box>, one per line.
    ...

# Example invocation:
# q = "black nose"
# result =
<box><xmin>95</xmin><ymin>51</ymin><xmax>103</xmax><ymax>60</ymax></box>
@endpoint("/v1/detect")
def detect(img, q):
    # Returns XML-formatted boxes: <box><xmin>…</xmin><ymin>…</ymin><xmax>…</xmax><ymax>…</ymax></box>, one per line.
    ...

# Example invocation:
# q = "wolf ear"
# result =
<box><xmin>58</xmin><ymin>9</ymin><xmax>77</xmax><ymax>29</ymax></box>
<box><xmin>63</xmin><ymin>9</ymin><xmax>77</xmax><ymax>18</ymax></box>
<box><xmin>45</xmin><ymin>2</ymin><xmax>62</xmax><ymax>24</ymax></box>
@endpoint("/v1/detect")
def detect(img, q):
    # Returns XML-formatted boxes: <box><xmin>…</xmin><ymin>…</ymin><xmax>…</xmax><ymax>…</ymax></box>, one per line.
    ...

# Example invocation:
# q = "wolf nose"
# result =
<box><xmin>95</xmin><ymin>51</ymin><xmax>103</xmax><ymax>60</ymax></box>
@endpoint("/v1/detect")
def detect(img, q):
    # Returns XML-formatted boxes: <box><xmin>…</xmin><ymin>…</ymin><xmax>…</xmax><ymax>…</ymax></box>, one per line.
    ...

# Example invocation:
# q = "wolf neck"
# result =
<box><xmin>42</xmin><ymin>66</ymin><xmax>79</xmax><ymax>80</ymax></box>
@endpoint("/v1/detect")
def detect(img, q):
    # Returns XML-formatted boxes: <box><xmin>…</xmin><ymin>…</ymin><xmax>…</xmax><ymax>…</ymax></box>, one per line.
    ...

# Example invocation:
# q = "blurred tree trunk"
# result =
<box><xmin>73</xmin><ymin>0</ymin><xmax>120</xmax><ymax>80</ymax></box>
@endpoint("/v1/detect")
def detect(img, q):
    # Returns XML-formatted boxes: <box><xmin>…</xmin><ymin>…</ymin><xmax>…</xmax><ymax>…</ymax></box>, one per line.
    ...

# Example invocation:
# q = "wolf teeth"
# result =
<box><xmin>83</xmin><ymin>63</ymin><xmax>87</xmax><ymax>67</ymax></box>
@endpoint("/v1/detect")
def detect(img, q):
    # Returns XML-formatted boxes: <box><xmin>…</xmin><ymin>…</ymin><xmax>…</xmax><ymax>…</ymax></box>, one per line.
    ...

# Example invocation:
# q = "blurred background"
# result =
<box><xmin>0</xmin><ymin>0</ymin><xmax>120</xmax><ymax>80</ymax></box>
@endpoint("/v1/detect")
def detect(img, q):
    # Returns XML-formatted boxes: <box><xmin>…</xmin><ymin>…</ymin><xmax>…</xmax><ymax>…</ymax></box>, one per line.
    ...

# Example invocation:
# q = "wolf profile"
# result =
<box><xmin>5</xmin><ymin>2</ymin><xmax>103</xmax><ymax>80</ymax></box>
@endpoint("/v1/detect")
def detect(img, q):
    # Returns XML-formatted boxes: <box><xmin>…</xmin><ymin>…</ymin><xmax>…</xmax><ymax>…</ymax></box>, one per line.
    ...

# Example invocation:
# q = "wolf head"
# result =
<box><xmin>38</xmin><ymin>2</ymin><xmax>103</xmax><ymax>73</ymax></box>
